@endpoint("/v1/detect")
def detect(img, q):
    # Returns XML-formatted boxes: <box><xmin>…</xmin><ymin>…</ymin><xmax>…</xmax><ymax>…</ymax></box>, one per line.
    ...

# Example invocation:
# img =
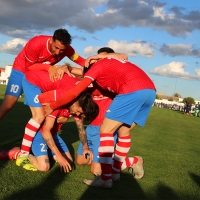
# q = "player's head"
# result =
<box><xmin>97</xmin><ymin>47</ymin><xmax>115</xmax><ymax>54</ymax></box>
<box><xmin>49</xmin><ymin>29</ymin><xmax>72</xmax><ymax>56</ymax></box>
<box><xmin>68</xmin><ymin>93</ymin><xmax>99</xmax><ymax>122</ymax></box>
<box><xmin>83</xmin><ymin>47</ymin><xmax>115</xmax><ymax>74</ymax></box>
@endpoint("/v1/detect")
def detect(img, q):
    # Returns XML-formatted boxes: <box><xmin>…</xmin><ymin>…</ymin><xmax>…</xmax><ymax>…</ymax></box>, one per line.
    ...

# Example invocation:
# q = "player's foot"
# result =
<box><xmin>83</xmin><ymin>176</ymin><xmax>113</xmax><ymax>189</ymax></box>
<box><xmin>112</xmin><ymin>173</ymin><xmax>120</xmax><ymax>182</ymax></box>
<box><xmin>128</xmin><ymin>156</ymin><xmax>144</xmax><ymax>179</ymax></box>
<box><xmin>16</xmin><ymin>156</ymin><xmax>29</xmax><ymax>166</ymax></box>
<box><xmin>23</xmin><ymin>163</ymin><xmax>37</xmax><ymax>171</ymax></box>
<box><xmin>8</xmin><ymin>147</ymin><xmax>21</xmax><ymax>160</ymax></box>
<box><xmin>16</xmin><ymin>156</ymin><xmax>37</xmax><ymax>171</ymax></box>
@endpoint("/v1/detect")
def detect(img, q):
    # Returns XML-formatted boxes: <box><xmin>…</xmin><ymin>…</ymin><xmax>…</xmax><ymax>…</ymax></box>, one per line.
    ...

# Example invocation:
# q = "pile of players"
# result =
<box><xmin>0</xmin><ymin>29</ymin><xmax>156</xmax><ymax>189</ymax></box>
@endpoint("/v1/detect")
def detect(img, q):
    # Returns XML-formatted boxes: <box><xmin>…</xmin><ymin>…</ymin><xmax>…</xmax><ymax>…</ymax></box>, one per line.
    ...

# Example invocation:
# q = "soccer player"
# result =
<box><xmin>0</xmin><ymin>28</ymin><xmax>85</xmax><ymax>123</ymax></box>
<box><xmin>18</xmin><ymin>93</ymin><xmax>95</xmax><ymax>172</ymax></box>
<box><xmin>16</xmin><ymin>69</ymin><xmax>98</xmax><ymax>163</ymax></box>
<box><xmin>42</xmin><ymin>53</ymin><xmax>156</xmax><ymax>188</ymax></box>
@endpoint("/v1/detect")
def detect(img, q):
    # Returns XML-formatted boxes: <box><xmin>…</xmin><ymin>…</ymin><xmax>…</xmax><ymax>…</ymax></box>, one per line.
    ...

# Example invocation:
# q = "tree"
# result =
<box><xmin>183</xmin><ymin>97</ymin><xmax>195</xmax><ymax>104</ymax></box>
<box><xmin>173</xmin><ymin>93</ymin><xmax>181</xmax><ymax>97</ymax></box>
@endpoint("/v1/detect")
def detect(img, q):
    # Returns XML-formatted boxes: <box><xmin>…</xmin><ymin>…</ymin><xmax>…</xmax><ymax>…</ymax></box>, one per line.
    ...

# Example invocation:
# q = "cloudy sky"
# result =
<box><xmin>0</xmin><ymin>0</ymin><xmax>200</xmax><ymax>100</ymax></box>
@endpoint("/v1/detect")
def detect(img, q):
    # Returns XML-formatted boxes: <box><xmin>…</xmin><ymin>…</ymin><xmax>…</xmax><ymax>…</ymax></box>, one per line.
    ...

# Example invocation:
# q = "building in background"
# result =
<box><xmin>0</xmin><ymin>65</ymin><xmax>12</xmax><ymax>85</ymax></box>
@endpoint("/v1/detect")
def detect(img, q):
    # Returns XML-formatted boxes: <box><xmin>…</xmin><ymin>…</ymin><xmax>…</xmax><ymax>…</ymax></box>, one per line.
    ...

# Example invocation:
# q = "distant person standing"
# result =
<box><xmin>0</xmin><ymin>28</ymin><xmax>85</xmax><ymax>122</ymax></box>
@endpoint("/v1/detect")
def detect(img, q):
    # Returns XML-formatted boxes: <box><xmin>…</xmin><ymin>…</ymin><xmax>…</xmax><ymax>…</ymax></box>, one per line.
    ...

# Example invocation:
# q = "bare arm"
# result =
<box><xmin>75</xmin><ymin>118</ymin><xmax>93</xmax><ymax>159</ymax></box>
<box><xmin>42</xmin><ymin>117</ymin><xmax>72</xmax><ymax>173</ymax></box>
<box><xmin>85</xmin><ymin>53</ymin><xmax>128</xmax><ymax>67</ymax></box>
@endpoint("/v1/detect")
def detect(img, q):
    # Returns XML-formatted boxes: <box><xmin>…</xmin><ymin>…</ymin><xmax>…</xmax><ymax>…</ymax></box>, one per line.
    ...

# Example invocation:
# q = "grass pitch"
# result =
<box><xmin>0</xmin><ymin>84</ymin><xmax>200</xmax><ymax>200</ymax></box>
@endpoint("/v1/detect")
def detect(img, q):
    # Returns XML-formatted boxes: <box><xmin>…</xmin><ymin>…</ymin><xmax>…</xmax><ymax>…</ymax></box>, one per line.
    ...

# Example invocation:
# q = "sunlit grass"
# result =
<box><xmin>0</xmin><ymin>85</ymin><xmax>200</xmax><ymax>199</ymax></box>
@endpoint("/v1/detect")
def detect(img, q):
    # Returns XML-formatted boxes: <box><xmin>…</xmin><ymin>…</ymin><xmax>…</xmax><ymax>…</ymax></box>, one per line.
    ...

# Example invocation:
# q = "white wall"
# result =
<box><xmin>0</xmin><ymin>65</ymin><xmax>12</xmax><ymax>84</ymax></box>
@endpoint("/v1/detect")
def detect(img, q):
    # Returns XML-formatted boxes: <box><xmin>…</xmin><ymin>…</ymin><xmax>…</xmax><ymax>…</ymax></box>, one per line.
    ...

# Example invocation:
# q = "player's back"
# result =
<box><xmin>85</xmin><ymin>57</ymin><xmax>156</xmax><ymax>94</ymax></box>
<box><xmin>25</xmin><ymin>70</ymin><xmax>80</xmax><ymax>92</ymax></box>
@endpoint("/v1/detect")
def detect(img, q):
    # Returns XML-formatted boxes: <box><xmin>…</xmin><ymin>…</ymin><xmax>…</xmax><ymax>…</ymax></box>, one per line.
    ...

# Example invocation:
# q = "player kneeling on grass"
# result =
<box><xmin>16</xmin><ymin>92</ymin><xmax>99</xmax><ymax>172</ymax></box>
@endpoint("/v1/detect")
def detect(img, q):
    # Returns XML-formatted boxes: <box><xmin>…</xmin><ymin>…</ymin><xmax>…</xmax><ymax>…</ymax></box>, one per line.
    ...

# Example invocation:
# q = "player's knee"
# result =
<box><xmin>76</xmin><ymin>155</ymin><xmax>90</xmax><ymax>165</ymax></box>
<box><xmin>90</xmin><ymin>164</ymin><xmax>101</xmax><ymax>175</ymax></box>
<box><xmin>32</xmin><ymin>114</ymin><xmax>45</xmax><ymax>124</ymax></box>
<box><xmin>38</xmin><ymin>164</ymin><xmax>50</xmax><ymax>172</ymax></box>
<box><xmin>76</xmin><ymin>158</ymin><xmax>84</xmax><ymax>165</ymax></box>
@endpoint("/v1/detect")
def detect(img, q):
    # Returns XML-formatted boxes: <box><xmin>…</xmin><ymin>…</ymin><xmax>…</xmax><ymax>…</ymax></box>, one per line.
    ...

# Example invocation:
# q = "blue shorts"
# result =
<box><xmin>31</xmin><ymin>131</ymin><xmax>69</xmax><ymax>157</ymax></box>
<box><xmin>5</xmin><ymin>69</ymin><xmax>24</xmax><ymax>97</ymax></box>
<box><xmin>22</xmin><ymin>76</ymin><xmax>42</xmax><ymax>107</ymax></box>
<box><xmin>105</xmin><ymin>89</ymin><xmax>156</xmax><ymax>127</ymax></box>
<box><xmin>77</xmin><ymin>125</ymin><xmax>118</xmax><ymax>163</ymax></box>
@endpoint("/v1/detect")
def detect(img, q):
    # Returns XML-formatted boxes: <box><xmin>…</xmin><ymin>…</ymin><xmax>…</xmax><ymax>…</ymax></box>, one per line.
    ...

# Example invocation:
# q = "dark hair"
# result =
<box><xmin>77</xmin><ymin>93</ymin><xmax>99</xmax><ymax>122</ymax></box>
<box><xmin>83</xmin><ymin>47</ymin><xmax>115</xmax><ymax>74</ymax></box>
<box><xmin>97</xmin><ymin>47</ymin><xmax>115</xmax><ymax>54</ymax></box>
<box><xmin>53</xmin><ymin>29</ymin><xmax>72</xmax><ymax>45</ymax></box>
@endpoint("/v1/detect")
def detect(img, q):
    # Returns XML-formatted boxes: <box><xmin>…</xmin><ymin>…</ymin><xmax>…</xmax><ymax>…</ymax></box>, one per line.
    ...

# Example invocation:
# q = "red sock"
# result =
<box><xmin>121</xmin><ymin>156</ymin><xmax>139</xmax><ymax>170</ymax></box>
<box><xmin>0</xmin><ymin>151</ymin><xmax>9</xmax><ymax>159</ymax></box>
<box><xmin>20</xmin><ymin>119</ymin><xmax>40</xmax><ymax>156</ymax></box>
<box><xmin>112</xmin><ymin>135</ymin><xmax>131</xmax><ymax>174</ymax></box>
<box><xmin>0</xmin><ymin>147</ymin><xmax>21</xmax><ymax>160</ymax></box>
<box><xmin>99</xmin><ymin>133</ymin><xmax>114</xmax><ymax>181</ymax></box>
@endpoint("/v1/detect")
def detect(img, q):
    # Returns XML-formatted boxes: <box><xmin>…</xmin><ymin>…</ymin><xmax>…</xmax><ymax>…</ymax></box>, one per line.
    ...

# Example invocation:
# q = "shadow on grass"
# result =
<box><xmin>155</xmin><ymin>182</ymin><xmax>179</xmax><ymax>199</ymax></box>
<box><xmin>189</xmin><ymin>172</ymin><xmax>200</xmax><ymax>187</ymax></box>
<box><xmin>4</xmin><ymin>167</ymin><xmax>68</xmax><ymax>200</ymax></box>
<box><xmin>79</xmin><ymin>173</ymin><xmax>147</xmax><ymax>200</ymax></box>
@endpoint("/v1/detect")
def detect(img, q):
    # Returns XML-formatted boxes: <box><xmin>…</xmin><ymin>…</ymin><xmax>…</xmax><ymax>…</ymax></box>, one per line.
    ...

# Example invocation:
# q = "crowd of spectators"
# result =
<box><xmin>153</xmin><ymin>101</ymin><xmax>200</xmax><ymax>117</ymax></box>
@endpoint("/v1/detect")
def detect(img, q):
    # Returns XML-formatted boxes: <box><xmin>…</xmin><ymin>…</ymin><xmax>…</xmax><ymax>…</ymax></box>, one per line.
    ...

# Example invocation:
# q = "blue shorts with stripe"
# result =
<box><xmin>31</xmin><ymin>132</ymin><xmax>69</xmax><ymax>157</ymax></box>
<box><xmin>77</xmin><ymin>125</ymin><xmax>118</xmax><ymax>163</ymax></box>
<box><xmin>105</xmin><ymin>89</ymin><xmax>156</xmax><ymax>127</ymax></box>
<box><xmin>22</xmin><ymin>76</ymin><xmax>42</xmax><ymax>107</ymax></box>
<box><xmin>5</xmin><ymin>69</ymin><xmax>24</xmax><ymax>97</ymax></box>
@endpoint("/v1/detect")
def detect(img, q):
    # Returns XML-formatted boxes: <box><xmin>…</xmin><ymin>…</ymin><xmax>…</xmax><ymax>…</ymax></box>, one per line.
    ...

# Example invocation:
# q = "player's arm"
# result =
<box><xmin>69</xmin><ymin>52</ymin><xmax>86</xmax><ymax>67</ymax></box>
<box><xmin>74</xmin><ymin>117</ymin><xmax>93</xmax><ymax>160</ymax></box>
<box><xmin>42</xmin><ymin>117</ymin><xmax>72</xmax><ymax>173</ymax></box>
<box><xmin>85</xmin><ymin>53</ymin><xmax>128</xmax><ymax>67</ymax></box>
<box><xmin>42</xmin><ymin>78</ymin><xmax>92</xmax><ymax>116</ymax></box>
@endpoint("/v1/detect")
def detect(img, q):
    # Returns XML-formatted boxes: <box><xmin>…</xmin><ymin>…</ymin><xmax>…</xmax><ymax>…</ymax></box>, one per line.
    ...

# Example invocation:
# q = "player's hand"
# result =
<box><xmin>42</xmin><ymin>103</ymin><xmax>53</xmax><ymax>116</ymax></box>
<box><xmin>55</xmin><ymin>65</ymin><xmax>72</xmax><ymax>79</ymax></box>
<box><xmin>57</xmin><ymin>156</ymin><xmax>72</xmax><ymax>173</ymax></box>
<box><xmin>61</xmin><ymin>65</ymin><xmax>73</xmax><ymax>77</ymax></box>
<box><xmin>48</xmin><ymin>66</ymin><xmax>59</xmax><ymax>82</ymax></box>
<box><xmin>83</xmin><ymin>148</ymin><xmax>93</xmax><ymax>161</ymax></box>
<box><xmin>84</xmin><ymin>55</ymin><xmax>99</xmax><ymax>68</ymax></box>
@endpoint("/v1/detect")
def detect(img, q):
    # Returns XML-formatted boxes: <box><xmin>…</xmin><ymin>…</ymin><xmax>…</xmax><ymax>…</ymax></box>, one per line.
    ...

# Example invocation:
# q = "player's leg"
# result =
<box><xmin>0</xmin><ymin>69</ymin><xmax>24</xmax><ymax>121</ymax></box>
<box><xmin>28</xmin><ymin>131</ymin><xmax>50</xmax><ymax>171</ymax></box>
<box><xmin>18</xmin><ymin>76</ymin><xmax>44</xmax><ymax>158</ymax></box>
<box><xmin>76</xmin><ymin>125</ymin><xmax>102</xmax><ymax>175</ymax></box>
<box><xmin>84</xmin><ymin>89</ymin><xmax>155</xmax><ymax>188</ymax></box>
<box><xmin>112</xmin><ymin>89</ymin><xmax>156</xmax><ymax>180</ymax></box>
<box><xmin>0</xmin><ymin>147</ymin><xmax>20</xmax><ymax>160</ymax></box>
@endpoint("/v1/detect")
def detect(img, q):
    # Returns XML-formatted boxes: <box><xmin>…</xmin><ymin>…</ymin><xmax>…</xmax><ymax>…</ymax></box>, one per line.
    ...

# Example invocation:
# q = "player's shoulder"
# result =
<box><xmin>28</xmin><ymin>35</ymin><xmax>51</xmax><ymax>44</ymax></box>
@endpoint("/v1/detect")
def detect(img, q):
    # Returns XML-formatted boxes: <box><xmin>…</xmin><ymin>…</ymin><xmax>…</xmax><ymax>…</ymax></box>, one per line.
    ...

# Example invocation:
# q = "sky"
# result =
<box><xmin>0</xmin><ymin>0</ymin><xmax>200</xmax><ymax>100</ymax></box>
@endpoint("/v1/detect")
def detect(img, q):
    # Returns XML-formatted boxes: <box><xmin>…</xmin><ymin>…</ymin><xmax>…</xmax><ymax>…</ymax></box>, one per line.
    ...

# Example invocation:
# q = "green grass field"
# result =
<box><xmin>0</xmin><ymin>84</ymin><xmax>200</xmax><ymax>200</ymax></box>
